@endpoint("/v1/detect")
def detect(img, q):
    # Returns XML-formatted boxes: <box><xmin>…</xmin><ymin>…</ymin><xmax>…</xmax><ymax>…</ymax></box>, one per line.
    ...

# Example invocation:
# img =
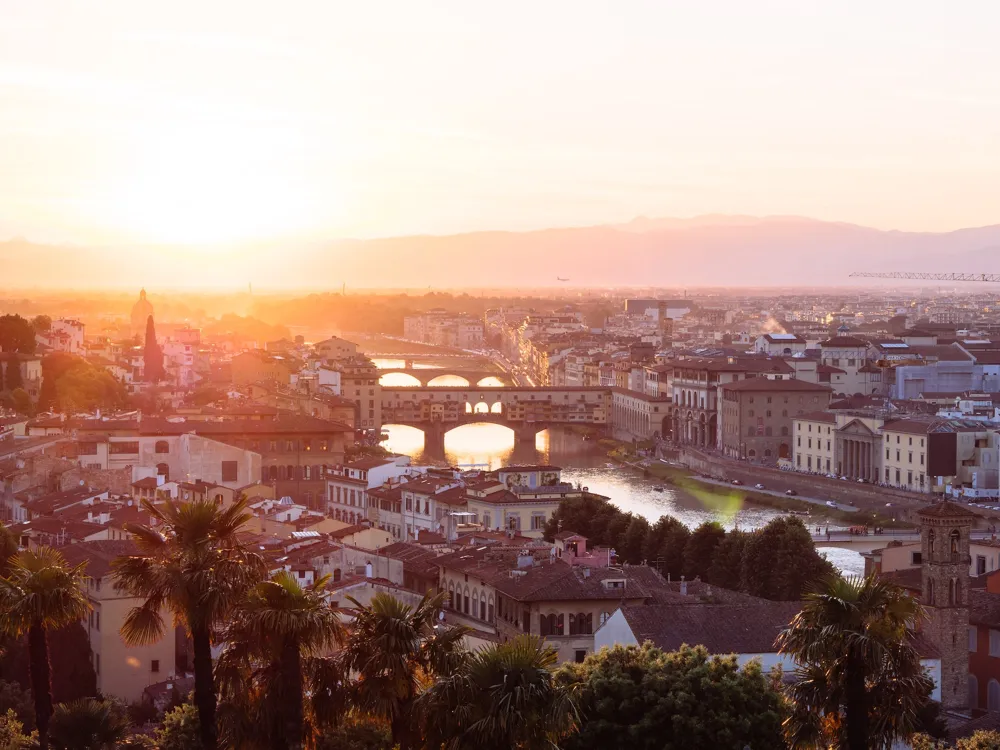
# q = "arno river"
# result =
<box><xmin>376</xmin><ymin>362</ymin><xmax>863</xmax><ymax>575</ymax></box>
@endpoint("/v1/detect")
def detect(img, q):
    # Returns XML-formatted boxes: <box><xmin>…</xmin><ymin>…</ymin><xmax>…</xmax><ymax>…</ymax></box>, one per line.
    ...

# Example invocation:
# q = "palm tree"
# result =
<box><xmin>777</xmin><ymin>574</ymin><xmax>932</xmax><ymax>750</ymax></box>
<box><xmin>112</xmin><ymin>498</ymin><xmax>265</xmax><ymax>750</ymax></box>
<box><xmin>342</xmin><ymin>591</ymin><xmax>468</xmax><ymax>749</ymax></box>
<box><xmin>0</xmin><ymin>522</ymin><xmax>18</xmax><ymax>575</ymax></box>
<box><xmin>48</xmin><ymin>698</ymin><xmax>131</xmax><ymax>750</ymax></box>
<box><xmin>216</xmin><ymin>571</ymin><xmax>345</xmax><ymax>750</ymax></box>
<box><xmin>417</xmin><ymin>635</ymin><xmax>578</xmax><ymax>750</ymax></box>
<box><xmin>0</xmin><ymin>547</ymin><xmax>90</xmax><ymax>750</ymax></box>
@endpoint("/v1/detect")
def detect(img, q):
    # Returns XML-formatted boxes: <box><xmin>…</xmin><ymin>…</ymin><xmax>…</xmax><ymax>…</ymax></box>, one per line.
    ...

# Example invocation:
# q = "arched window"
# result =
<box><xmin>928</xmin><ymin>530</ymin><xmax>935</xmax><ymax>557</ymax></box>
<box><xmin>764</xmin><ymin>449</ymin><xmax>772</xmax><ymax>458</ymax></box>
<box><xmin>555</xmin><ymin>613</ymin><xmax>564</xmax><ymax>635</ymax></box>
<box><xmin>568</xmin><ymin>614</ymin><xmax>577</xmax><ymax>636</ymax></box>
<box><xmin>928</xmin><ymin>579</ymin><xmax>935</xmax><ymax>606</ymax></box>
<box><xmin>781</xmin><ymin>426</ymin><xmax>789</xmax><ymax>436</ymax></box>
<box><xmin>970</xmin><ymin>674</ymin><xmax>980</xmax><ymax>709</ymax></box>
<box><xmin>472</xmin><ymin>590</ymin><xmax>479</xmax><ymax>619</ymax></box>
<box><xmin>951</xmin><ymin>530</ymin><xmax>961</xmax><ymax>557</ymax></box>
<box><xmin>989</xmin><ymin>679</ymin><xmax>1000</xmax><ymax>711</ymax></box>
<box><xmin>154</xmin><ymin>440</ymin><xmax>170</xmax><ymax>454</ymax></box>
<box><xmin>748</xmin><ymin>449</ymin><xmax>757</xmax><ymax>458</ymax></box>
<box><xmin>480</xmin><ymin>597</ymin><xmax>486</xmax><ymax>620</ymax></box>
<box><xmin>156</xmin><ymin>463</ymin><xmax>169</xmax><ymax>480</ymax></box>
<box><xmin>488</xmin><ymin>596</ymin><xmax>494</xmax><ymax>622</ymax></box>
<box><xmin>214</xmin><ymin>494</ymin><xmax>224</xmax><ymax>506</ymax></box>
<box><xmin>278</xmin><ymin>465</ymin><xmax>287</xmax><ymax>481</ymax></box>
<box><xmin>464</xmin><ymin>588</ymin><xmax>470</xmax><ymax>615</ymax></box>
<box><xmin>448</xmin><ymin>582</ymin><xmax>455</xmax><ymax>609</ymax></box>
<box><xmin>599</xmin><ymin>611</ymin><xmax>611</xmax><ymax>626</ymax></box>
<box><xmin>303</xmin><ymin>465</ymin><xmax>311</xmax><ymax>480</ymax></box>
<box><xmin>333</xmin><ymin>568</ymin><xmax>342</xmax><ymax>582</ymax></box>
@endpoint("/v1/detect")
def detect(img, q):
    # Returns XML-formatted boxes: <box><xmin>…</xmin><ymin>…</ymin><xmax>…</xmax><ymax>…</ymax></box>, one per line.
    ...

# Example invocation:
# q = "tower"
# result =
<box><xmin>919</xmin><ymin>500</ymin><xmax>975</xmax><ymax>710</ymax></box>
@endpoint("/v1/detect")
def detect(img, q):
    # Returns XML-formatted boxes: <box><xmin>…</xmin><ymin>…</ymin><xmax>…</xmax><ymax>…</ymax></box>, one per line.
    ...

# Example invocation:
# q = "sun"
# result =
<box><xmin>106</xmin><ymin>120</ymin><xmax>323</xmax><ymax>245</ymax></box>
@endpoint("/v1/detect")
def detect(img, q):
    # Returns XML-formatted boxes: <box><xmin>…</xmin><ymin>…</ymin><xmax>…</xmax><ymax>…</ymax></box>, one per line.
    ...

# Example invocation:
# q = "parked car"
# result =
<box><xmin>785</xmin><ymin>489</ymin><xmax>797</xmax><ymax>496</ymax></box>
<box><xmin>754</xmin><ymin>483</ymin><xmax>766</xmax><ymax>490</ymax></box>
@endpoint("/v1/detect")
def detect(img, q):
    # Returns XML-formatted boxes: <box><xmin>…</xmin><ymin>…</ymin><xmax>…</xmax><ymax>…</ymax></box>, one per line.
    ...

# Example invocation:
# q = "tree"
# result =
<box><xmin>342</xmin><ymin>591</ymin><xmax>468</xmax><ymax>750</ymax></box>
<box><xmin>4</xmin><ymin>363</ymin><xmax>21</xmax><ymax>393</ymax></box>
<box><xmin>0</xmin><ymin>317</ymin><xmax>36</xmax><ymax>355</ymax></box>
<box><xmin>619</xmin><ymin>517</ymin><xmax>650</xmax><ymax>564</ymax></box>
<box><xmin>37</xmin><ymin>355</ymin><xmax>125</xmax><ymax>415</ymax></box>
<box><xmin>707</xmin><ymin>528</ymin><xmax>748</xmax><ymax>588</ymax></box>
<box><xmin>112</xmin><ymin>499</ymin><xmax>265</xmax><ymax>750</ymax></box>
<box><xmin>741</xmin><ymin>517</ymin><xmax>835</xmax><ymax>600</ymax></box>
<box><xmin>777</xmin><ymin>574</ymin><xmax>932</xmax><ymax>750</ymax></box>
<box><xmin>9</xmin><ymin>390</ymin><xmax>30</xmax><ymax>418</ymax></box>
<box><xmin>48</xmin><ymin>699</ymin><xmax>130</xmax><ymax>750</ymax></box>
<box><xmin>0</xmin><ymin>525</ymin><xmax>16</xmax><ymax>578</ymax></box>
<box><xmin>154</xmin><ymin>703</ymin><xmax>202</xmax><ymax>750</ymax></box>
<box><xmin>683</xmin><ymin>521</ymin><xmax>726</xmax><ymax>580</ymax></box>
<box><xmin>30</xmin><ymin>317</ymin><xmax>51</xmax><ymax>335</ymax></box>
<box><xmin>116</xmin><ymin>736</ymin><xmax>157</xmax><ymax>750</ymax></box>
<box><xmin>0</xmin><ymin>708</ymin><xmax>35</xmax><ymax>750</ymax></box>
<box><xmin>314</xmin><ymin>716</ymin><xmax>392</xmax><ymax>750</ymax></box>
<box><xmin>0</xmin><ymin>681</ymin><xmax>33</xmax><ymax>732</ymax></box>
<box><xmin>0</xmin><ymin>622</ymin><xmax>97</xmax><ymax>705</ymax></box>
<box><xmin>417</xmin><ymin>635</ymin><xmax>578</xmax><ymax>750</ymax></box>
<box><xmin>0</xmin><ymin>548</ymin><xmax>90</xmax><ymax>750</ymax></box>
<box><xmin>555</xmin><ymin>643</ymin><xmax>786</xmax><ymax>750</ymax></box>
<box><xmin>216</xmin><ymin>572</ymin><xmax>345</xmax><ymax>750</ymax></box>
<box><xmin>142</xmin><ymin>318</ymin><xmax>163</xmax><ymax>384</ymax></box>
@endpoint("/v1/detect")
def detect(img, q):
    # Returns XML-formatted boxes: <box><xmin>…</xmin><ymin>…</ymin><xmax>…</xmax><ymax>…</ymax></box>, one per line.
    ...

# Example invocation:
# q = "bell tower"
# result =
<box><xmin>919</xmin><ymin>500</ymin><xmax>975</xmax><ymax>710</ymax></box>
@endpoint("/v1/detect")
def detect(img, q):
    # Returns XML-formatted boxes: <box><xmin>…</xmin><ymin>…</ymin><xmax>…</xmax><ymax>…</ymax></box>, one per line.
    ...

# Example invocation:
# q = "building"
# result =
<box><xmin>130</xmin><ymin>289</ymin><xmax>154</xmax><ymax>338</ymax></box>
<box><xmin>403</xmin><ymin>310</ymin><xmax>485</xmax><ymax>349</ymax></box>
<box><xmin>230</xmin><ymin>350</ymin><xmax>298</xmax><ymax>386</ymax></box>
<box><xmin>754</xmin><ymin>333</ymin><xmax>807</xmax><ymax>356</ymax></box>
<box><xmin>37</xmin><ymin>319</ymin><xmax>85</xmax><ymax>354</ymax></box>
<box><xmin>719</xmin><ymin>379</ymin><xmax>832</xmax><ymax>462</ymax></box>
<box><xmin>61</xmin><ymin>540</ymin><xmax>176</xmax><ymax>702</ymax></box>
<box><xmin>792</xmin><ymin>411</ymin><xmax>837</xmax><ymax>474</ymax></box>
<box><xmin>332</xmin><ymin>357</ymin><xmax>382</xmax><ymax>430</ymax></box>
<box><xmin>326</xmin><ymin>455</ymin><xmax>421</xmax><ymax>526</ymax></box>
<box><xmin>314</xmin><ymin>336</ymin><xmax>359</xmax><ymax>360</ymax></box>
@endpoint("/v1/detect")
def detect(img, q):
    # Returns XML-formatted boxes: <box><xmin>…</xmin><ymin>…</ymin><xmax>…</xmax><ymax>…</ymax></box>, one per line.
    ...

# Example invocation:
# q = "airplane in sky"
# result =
<box><xmin>557</xmin><ymin>277</ymin><xmax>570</xmax><ymax>282</ymax></box>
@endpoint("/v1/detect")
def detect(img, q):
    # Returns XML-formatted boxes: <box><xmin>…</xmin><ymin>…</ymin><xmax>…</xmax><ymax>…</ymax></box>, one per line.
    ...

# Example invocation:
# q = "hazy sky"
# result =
<box><xmin>3</xmin><ymin>1</ymin><xmax>1000</xmax><ymax>245</ymax></box>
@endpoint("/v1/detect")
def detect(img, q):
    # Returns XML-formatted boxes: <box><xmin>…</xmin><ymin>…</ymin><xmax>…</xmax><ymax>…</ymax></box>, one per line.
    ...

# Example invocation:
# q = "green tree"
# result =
<box><xmin>30</xmin><ymin>317</ymin><xmax>51</xmax><ymax>335</ymax></box>
<box><xmin>0</xmin><ymin>681</ymin><xmax>33</xmax><ymax>732</ymax></box>
<box><xmin>417</xmin><ymin>635</ymin><xmax>578</xmax><ymax>750</ymax></box>
<box><xmin>742</xmin><ymin>517</ymin><xmax>835</xmax><ymax>600</ymax></box>
<box><xmin>0</xmin><ymin>708</ymin><xmax>35</xmax><ymax>750</ymax></box>
<box><xmin>4</xmin><ymin>363</ymin><xmax>22</xmax><ymax>393</ymax></box>
<box><xmin>555</xmin><ymin>643</ymin><xmax>786</xmax><ymax>750</ymax></box>
<box><xmin>0</xmin><ymin>548</ymin><xmax>90</xmax><ymax>750</ymax></box>
<box><xmin>0</xmin><ymin>316</ymin><xmax>36</xmax><ymax>355</ymax></box>
<box><xmin>619</xmin><ymin>517</ymin><xmax>650</xmax><ymax>564</ymax></box>
<box><xmin>707</xmin><ymin>527</ymin><xmax>748</xmax><ymax>588</ymax></box>
<box><xmin>112</xmin><ymin>499</ymin><xmax>265</xmax><ymax>750</ymax></box>
<box><xmin>314</xmin><ymin>716</ymin><xmax>392</xmax><ymax>750</ymax></box>
<box><xmin>216</xmin><ymin>572</ymin><xmax>346</xmax><ymax>750</ymax></box>
<box><xmin>683</xmin><ymin>521</ymin><xmax>726</xmax><ymax>580</ymax></box>
<box><xmin>115</xmin><ymin>736</ymin><xmax>156</xmax><ymax>750</ymax></box>
<box><xmin>651</xmin><ymin>517</ymin><xmax>690</xmax><ymax>580</ymax></box>
<box><xmin>0</xmin><ymin>524</ymin><xmax>17</xmax><ymax>577</ymax></box>
<box><xmin>10</xmin><ymin>390</ymin><xmax>31</xmax><ymax>418</ymax></box>
<box><xmin>777</xmin><ymin>574</ymin><xmax>932</xmax><ymax>750</ymax></box>
<box><xmin>0</xmin><ymin>622</ymin><xmax>97</xmax><ymax>706</ymax></box>
<box><xmin>154</xmin><ymin>703</ymin><xmax>202</xmax><ymax>750</ymax></box>
<box><xmin>342</xmin><ymin>592</ymin><xmax>468</xmax><ymax>750</ymax></box>
<box><xmin>142</xmin><ymin>318</ymin><xmax>163</xmax><ymax>384</ymax></box>
<box><xmin>48</xmin><ymin>699</ymin><xmax>130</xmax><ymax>750</ymax></box>
<box><xmin>957</xmin><ymin>732</ymin><xmax>1000</xmax><ymax>749</ymax></box>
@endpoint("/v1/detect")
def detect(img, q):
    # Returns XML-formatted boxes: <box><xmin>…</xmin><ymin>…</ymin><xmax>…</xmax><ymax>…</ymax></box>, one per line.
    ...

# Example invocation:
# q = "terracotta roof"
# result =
<box><xmin>795</xmin><ymin>411</ymin><xmax>837</xmax><ymax>424</ymax></box>
<box><xmin>380</xmin><ymin>541</ymin><xmax>441</xmax><ymax>578</ymax></box>
<box><xmin>719</xmin><ymin>379</ymin><xmax>832</xmax><ymax>393</ymax></box>
<box><xmin>917</xmin><ymin>500</ymin><xmax>977</xmax><ymax>521</ymax></box>
<box><xmin>879</xmin><ymin>567</ymin><xmax>923</xmax><ymax>592</ymax></box>
<box><xmin>819</xmin><ymin>336</ymin><xmax>868</xmax><ymax>347</ymax></box>
<box><xmin>618</xmin><ymin>601</ymin><xmax>802</xmax><ymax>654</ymax></box>
<box><xmin>59</xmin><ymin>539</ymin><xmax>139</xmax><ymax>578</ymax></box>
<box><xmin>138</xmin><ymin>415</ymin><xmax>352</xmax><ymax>436</ymax></box>
<box><xmin>970</xmin><ymin>589</ymin><xmax>1000</xmax><ymax>628</ymax></box>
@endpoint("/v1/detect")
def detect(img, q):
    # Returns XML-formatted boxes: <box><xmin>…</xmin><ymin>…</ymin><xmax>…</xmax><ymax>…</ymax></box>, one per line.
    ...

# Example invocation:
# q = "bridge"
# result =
<box><xmin>377</xmin><ymin>368</ymin><xmax>510</xmax><ymax>387</ymax></box>
<box><xmin>380</xmin><ymin>385</ymin><xmax>609</xmax><ymax>456</ymax></box>
<box><xmin>811</xmin><ymin>529</ymin><xmax>996</xmax><ymax>553</ymax></box>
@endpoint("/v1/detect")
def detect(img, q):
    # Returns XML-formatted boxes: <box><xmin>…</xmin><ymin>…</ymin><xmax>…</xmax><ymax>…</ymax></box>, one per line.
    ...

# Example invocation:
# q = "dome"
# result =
<box><xmin>130</xmin><ymin>289</ymin><xmax>154</xmax><ymax>336</ymax></box>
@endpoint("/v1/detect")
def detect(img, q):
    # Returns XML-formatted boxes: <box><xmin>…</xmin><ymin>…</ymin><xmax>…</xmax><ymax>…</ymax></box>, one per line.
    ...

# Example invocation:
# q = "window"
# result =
<box><xmin>154</xmin><ymin>440</ymin><xmax>169</xmax><ymax>454</ymax></box>
<box><xmin>989</xmin><ymin>629</ymin><xmax>1000</xmax><ymax>657</ymax></box>
<box><xmin>911</xmin><ymin>551</ymin><xmax>922</xmax><ymax>565</ymax></box>
<box><xmin>151</xmin><ymin>659</ymin><xmax>160</xmax><ymax>673</ymax></box>
<box><xmin>970</xmin><ymin>674</ymin><xmax>980</xmax><ymax>709</ymax></box>
<box><xmin>531</xmin><ymin>513</ymin><xmax>546</xmax><ymax>530</ymax></box>
<box><xmin>109</xmin><ymin>441</ymin><xmax>139</xmax><ymax>454</ymax></box>
<box><xmin>978</xmin><ymin>556</ymin><xmax>987</xmax><ymax>575</ymax></box>
<box><xmin>221</xmin><ymin>461</ymin><xmax>238</xmax><ymax>482</ymax></box>
<box><xmin>971</xmin><ymin>627</ymin><xmax>979</xmax><ymax>653</ymax></box>
<box><xmin>990</xmin><ymin>679</ymin><xmax>1000</xmax><ymax>711</ymax></box>
<box><xmin>95</xmin><ymin>611</ymin><xmax>100</xmax><ymax>630</ymax></box>
<box><xmin>575</xmin><ymin>650</ymin><xmax>587</xmax><ymax>664</ymax></box>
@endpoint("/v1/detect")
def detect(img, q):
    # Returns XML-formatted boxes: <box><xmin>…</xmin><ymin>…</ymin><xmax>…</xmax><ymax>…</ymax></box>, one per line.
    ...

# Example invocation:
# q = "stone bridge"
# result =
<box><xmin>811</xmin><ymin>529</ymin><xmax>994</xmax><ymax>552</ymax></box>
<box><xmin>377</xmin><ymin>368</ymin><xmax>509</xmax><ymax>386</ymax></box>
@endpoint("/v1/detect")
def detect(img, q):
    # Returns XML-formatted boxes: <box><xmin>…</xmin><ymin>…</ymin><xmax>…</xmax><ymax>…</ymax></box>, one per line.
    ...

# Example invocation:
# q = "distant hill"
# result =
<box><xmin>4</xmin><ymin>216</ymin><xmax>1000</xmax><ymax>289</ymax></box>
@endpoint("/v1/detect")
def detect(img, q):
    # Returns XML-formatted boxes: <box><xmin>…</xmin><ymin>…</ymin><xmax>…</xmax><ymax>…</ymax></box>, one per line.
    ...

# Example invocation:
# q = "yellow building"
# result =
<box><xmin>61</xmin><ymin>540</ymin><xmax>177</xmax><ymax>703</ymax></box>
<box><xmin>792</xmin><ymin>411</ymin><xmax>837</xmax><ymax>474</ymax></box>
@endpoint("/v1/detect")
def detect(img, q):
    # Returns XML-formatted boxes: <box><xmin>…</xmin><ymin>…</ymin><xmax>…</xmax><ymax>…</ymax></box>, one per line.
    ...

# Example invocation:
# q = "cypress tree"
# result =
<box><xmin>5</xmin><ymin>359</ymin><xmax>22</xmax><ymax>391</ymax></box>
<box><xmin>144</xmin><ymin>316</ymin><xmax>165</xmax><ymax>382</ymax></box>
<box><xmin>0</xmin><ymin>360</ymin><xmax>5</xmax><ymax>392</ymax></box>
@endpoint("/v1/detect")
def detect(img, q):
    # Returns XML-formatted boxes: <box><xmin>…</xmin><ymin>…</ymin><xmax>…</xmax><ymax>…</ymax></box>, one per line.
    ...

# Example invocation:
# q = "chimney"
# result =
<box><xmin>680</xmin><ymin>576</ymin><xmax>687</xmax><ymax>596</ymax></box>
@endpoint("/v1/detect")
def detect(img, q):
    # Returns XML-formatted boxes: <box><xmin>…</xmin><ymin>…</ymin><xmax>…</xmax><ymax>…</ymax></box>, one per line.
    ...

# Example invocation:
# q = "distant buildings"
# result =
<box><xmin>403</xmin><ymin>310</ymin><xmax>484</xmax><ymax>349</ymax></box>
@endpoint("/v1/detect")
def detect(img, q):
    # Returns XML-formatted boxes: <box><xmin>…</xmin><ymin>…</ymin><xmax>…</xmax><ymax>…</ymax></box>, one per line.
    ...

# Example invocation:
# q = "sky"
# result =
<box><xmin>3</xmin><ymin>0</ymin><xmax>1000</xmax><ymax>247</ymax></box>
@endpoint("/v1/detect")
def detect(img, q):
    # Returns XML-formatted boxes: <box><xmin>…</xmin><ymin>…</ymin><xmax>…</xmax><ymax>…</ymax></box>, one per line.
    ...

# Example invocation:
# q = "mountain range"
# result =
<box><xmin>4</xmin><ymin>215</ymin><xmax>1000</xmax><ymax>289</ymax></box>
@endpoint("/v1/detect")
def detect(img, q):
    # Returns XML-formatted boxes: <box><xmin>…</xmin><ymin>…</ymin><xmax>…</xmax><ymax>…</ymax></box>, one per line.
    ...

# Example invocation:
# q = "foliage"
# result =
<box><xmin>37</xmin><ymin>355</ymin><xmax>125</xmax><ymax>414</ymax></box>
<box><xmin>417</xmin><ymin>635</ymin><xmax>578</xmax><ymax>750</ymax></box>
<box><xmin>0</xmin><ymin>708</ymin><xmax>36</xmax><ymax>750</ymax></box>
<box><xmin>0</xmin><ymin>526</ymin><xmax>16</xmax><ymax>578</ymax></box>
<box><xmin>112</xmin><ymin>498</ymin><xmax>264</xmax><ymax>750</ymax></box>
<box><xmin>740</xmin><ymin>516</ymin><xmax>836</xmax><ymax>600</ymax></box>
<box><xmin>913</xmin><ymin>732</ymin><xmax>1000</xmax><ymax>749</ymax></box>
<box><xmin>555</xmin><ymin>643</ymin><xmax>786</xmax><ymax>750</ymax></box>
<box><xmin>777</xmin><ymin>574</ymin><xmax>932</xmax><ymax>750</ymax></box>
<box><xmin>9</xmin><ymin>390</ymin><xmax>31</xmax><ymax>418</ymax></box>
<box><xmin>142</xmin><ymin>318</ymin><xmax>163</xmax><ymax>384</ymax></box>
<box><xmin>342</xmin><ymin>591</ymin><xmax>468</xmax><ymax>748</ymax></box>
<box><xmin>546</xmin><ymin>497</ymin><xmax>831</xmax><ymax>598</ymax></box>
<box><xmin>4</xmin><ymin>363</ymin><xmax>23</xmax><ymax>393</ymax></box>
<box><xmin>30</xmin><ymin>317</ymin><xmax>51</xmax><ymax>335</ymax></box>
<box><xmin>48</xmin><ymin>699</ymin><xmax>131</xmax><ymax>750</ymax></box>
<box><xmin>215</xmin><ymin>571</ymin><xmax>346</xmax><ymax>750</ymax></box>
<box><xmin>0</xmin><ymin>623</ymin><xmax>97</xmax><ymax>705</ymax></box>
<box><xmin>0</xmin><ymin>682</ymin><xmax>33</xmax><ymax>734</ymax></box>
<box><xmin>314</xmin><ymin>716</ymin><xmax>392</xmax><ymax>750</ymax></box>
<box><xmin>0</xmin><ymin>316</ymin><xmax>36</xmax><ymax>355</ymax></box>
<box><xmin>114</xmin><ymin>737</ymin><xmax>156</xmax><ymax>750</ymax></box>
<box><xmin>154</xmin><ymin>703</ymin><xmax>203</xmax><ymax>750</ymax></box>
<box><xmin>683</xmin><ymin>521</ymin><xmax>726</xmax><ymax>580</ymax></box>
<box><xmin>0</xmin><ymin>548</ymin><xmax>91</xmax><ymax>750</ymax></box>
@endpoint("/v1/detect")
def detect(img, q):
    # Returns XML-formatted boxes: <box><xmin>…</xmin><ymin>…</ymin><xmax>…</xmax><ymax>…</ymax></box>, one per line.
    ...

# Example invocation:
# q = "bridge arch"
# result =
<box><xmin>428</xmin><ymin>374</ymin><xmax>471</xmax><ymax>387</ymax></box>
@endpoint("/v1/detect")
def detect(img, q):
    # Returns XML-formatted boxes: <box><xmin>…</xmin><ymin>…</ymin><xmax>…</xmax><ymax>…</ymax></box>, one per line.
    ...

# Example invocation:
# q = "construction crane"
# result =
<box><xmin>851</xmin><ymin>271</ymin><xmax>1000</xmax><ymax>282</ymax></box>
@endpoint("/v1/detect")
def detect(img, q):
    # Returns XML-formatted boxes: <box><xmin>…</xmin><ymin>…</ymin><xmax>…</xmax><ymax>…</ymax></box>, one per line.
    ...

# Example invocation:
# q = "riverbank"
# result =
<box><xmin>604</xmin><ymin>439</ymin><xmax>908</xmax><ymax>529</ymax></box>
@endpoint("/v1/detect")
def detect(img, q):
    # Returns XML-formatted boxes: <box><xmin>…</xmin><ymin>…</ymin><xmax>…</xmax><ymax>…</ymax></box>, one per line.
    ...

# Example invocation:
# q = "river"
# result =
<box><xmin>379</xmin><ymin>420</ymin><xmax>864</xmax><ymax>575</ymax></box>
